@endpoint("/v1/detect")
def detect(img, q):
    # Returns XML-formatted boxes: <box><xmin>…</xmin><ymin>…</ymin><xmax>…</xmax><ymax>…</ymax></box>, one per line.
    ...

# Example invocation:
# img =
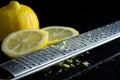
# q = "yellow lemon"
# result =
<box><xmin>42</xmin><ymin>26</ymin><xmax>79</xmax><ymax>46</ymax></box>
<box><xmin>0</xmin><ymin>1</ymin><xmax>39</xmax><ymax>41</ymax></box>
<box><xmin>1</xmin><ymin>30</ymin><xmax>48</xmax><ymax>58</ymax></box>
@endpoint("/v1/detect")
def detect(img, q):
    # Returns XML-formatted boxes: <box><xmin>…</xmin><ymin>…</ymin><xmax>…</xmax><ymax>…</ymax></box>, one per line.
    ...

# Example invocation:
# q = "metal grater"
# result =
<box><xmin>0</xmin><ymin>20</ymin><xmax>120</xmax><ymax>80</ymax></box>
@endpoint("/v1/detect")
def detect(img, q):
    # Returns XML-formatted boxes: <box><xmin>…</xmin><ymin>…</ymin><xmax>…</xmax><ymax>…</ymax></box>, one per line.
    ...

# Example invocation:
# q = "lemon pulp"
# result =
<box><xmin>42</xmin><ymin>26</ymin><xmax>79</xmax><ymax>45</ymax></box>
<box><xmin>1</xmin><ymin>30</ymin><xmax>48</xmax><ymax>58</ymax></box>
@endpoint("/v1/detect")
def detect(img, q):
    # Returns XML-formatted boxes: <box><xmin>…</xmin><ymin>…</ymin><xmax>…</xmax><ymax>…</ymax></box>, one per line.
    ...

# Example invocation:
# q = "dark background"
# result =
<box><xmin>0</xmin><ymin>1</ymin><xmax>120</xmax><ymax>80</ymax></box>
<box><xmin>0</xmin><ymin>0</ymin><xmax>120</xmax><ymax>34</ymax></box>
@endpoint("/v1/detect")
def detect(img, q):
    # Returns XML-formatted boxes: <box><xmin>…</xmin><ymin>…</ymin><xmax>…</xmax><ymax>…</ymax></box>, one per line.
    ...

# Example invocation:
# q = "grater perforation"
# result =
<box><xmin>0</xmin><ymin>20</ymin><xmax>120</xmax><ymax>80</ymax></box>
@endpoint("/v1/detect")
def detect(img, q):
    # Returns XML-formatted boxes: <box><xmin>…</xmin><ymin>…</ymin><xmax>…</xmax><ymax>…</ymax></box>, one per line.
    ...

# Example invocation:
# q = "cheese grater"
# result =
<box><xmin>0</xmin><ymin>20</ymin><xmax>120</xmax><ymax>80</ymax></box>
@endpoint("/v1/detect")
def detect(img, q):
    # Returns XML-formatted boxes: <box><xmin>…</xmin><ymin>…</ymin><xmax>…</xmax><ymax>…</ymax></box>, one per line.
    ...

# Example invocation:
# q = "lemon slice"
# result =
<box><xmin>42</xmin><ymin>26</ymin><xmax>79</xmax><ymax>45</ymax></box>
<box><xmin>1</xmin><ymin>30</ymin><xmax>48</xmax><ymax>58</ymax></box>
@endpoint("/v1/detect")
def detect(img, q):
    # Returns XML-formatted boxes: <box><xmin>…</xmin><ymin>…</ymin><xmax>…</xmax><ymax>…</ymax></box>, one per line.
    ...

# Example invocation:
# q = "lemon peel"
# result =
<box><xmin>0</xmin><ymin>1</ymin><xmax>39</xmax><ymax>41</ymax></box>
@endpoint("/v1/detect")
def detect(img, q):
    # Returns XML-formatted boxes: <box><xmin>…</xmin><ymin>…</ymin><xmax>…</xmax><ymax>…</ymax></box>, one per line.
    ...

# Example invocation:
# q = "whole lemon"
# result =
<box><xmin>0</xmin><ymin>1</ymin><xmax>39</xmax><ymax>41</ymax></box>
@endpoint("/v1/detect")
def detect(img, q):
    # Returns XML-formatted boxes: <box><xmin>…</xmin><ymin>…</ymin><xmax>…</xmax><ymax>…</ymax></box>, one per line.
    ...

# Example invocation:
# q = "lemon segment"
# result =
<box><xmin>1</xmin><ymin>30</ymin><xmax>48</xmax><ymax>58</ymax></box>
<box><xmin>0</xmin><ymin>1</ymin><xmax>39</xmax><ymax>41</ymax></box>
<box><xmin>42</xmin><ymin>26</ymin><xmax>79</xmax><ymax>46</ymax></box>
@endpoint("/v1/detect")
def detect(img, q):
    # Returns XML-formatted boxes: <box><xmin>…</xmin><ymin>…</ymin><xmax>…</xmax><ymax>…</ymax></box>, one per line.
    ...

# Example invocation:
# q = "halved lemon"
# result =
<box><xmin>1</xmin><ymin>30</ymin><xmax>48</xmax><ymax>58</ymax></box>
<box><xmin>42</xmin><ymin>26</ymin><xmax>79</xmax><ymax>46</ymax></box>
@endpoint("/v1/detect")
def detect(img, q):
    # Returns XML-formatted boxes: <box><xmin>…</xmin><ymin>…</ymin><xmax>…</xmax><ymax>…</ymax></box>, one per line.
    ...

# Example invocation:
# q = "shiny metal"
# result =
<box><xmin>0</xmin><ymin>20</ymin><xmax>120</xmax><ymax>80</ymax></box>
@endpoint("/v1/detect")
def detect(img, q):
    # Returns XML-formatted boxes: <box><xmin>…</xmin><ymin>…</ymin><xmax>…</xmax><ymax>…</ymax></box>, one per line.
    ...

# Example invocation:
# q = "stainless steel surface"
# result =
<box><xmin>0</xmin><ymin>20</ymin><xmax>120</xmax><ymax>80</ymax></box>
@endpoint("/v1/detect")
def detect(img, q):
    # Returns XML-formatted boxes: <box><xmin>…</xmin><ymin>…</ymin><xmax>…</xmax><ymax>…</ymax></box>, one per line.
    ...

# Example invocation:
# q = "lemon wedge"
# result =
<box><xmin>1</xmin><ymin>30</ymin><xmax>48</xmax><ymax>58</ymax></box>
<box><xmin>42</xmin><ymin>26</ymin><xmax>79</xmax><ymax>46</ymax></box>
